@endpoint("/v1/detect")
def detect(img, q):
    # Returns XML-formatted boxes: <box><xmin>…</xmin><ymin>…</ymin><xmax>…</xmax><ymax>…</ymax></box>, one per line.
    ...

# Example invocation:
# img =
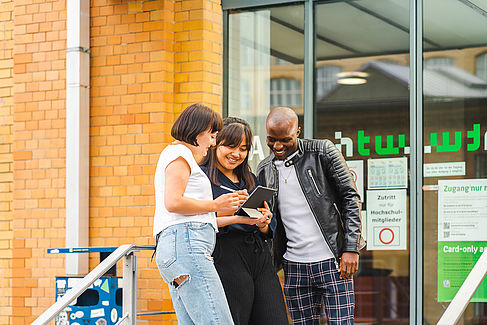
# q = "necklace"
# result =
<box><xmin>281</xmin><ymin>166</ymin><xmax>293</xmax><ymax>184</ymax></box>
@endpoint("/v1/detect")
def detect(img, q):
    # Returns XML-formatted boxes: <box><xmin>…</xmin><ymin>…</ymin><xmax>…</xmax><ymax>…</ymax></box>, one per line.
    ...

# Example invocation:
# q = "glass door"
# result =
<box><xmin>422</xmin><ymin>0</ymin><xmax>487</xmax><ymax>323</ymax></box>
<box><xmin>314</xmin><ymin>1</ymin><xmax>410</xmax><ymax>323</ymax></box>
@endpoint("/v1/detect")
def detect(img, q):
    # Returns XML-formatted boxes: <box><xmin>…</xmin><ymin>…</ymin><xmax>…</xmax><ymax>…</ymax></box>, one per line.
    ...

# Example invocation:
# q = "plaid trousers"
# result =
<box><xmin>282</xmin><ymin>259</ymin><xmax>355</xmax><ymax>325</ymax></box>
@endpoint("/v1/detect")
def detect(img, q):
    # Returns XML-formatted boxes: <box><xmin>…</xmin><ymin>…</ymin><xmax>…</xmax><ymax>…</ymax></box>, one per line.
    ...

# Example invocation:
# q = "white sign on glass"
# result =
<box><xmin>438</xmin><ymin>179</ymin><xmax>487</xmax><ymax>241</ymax></box>
<box><xmin>367</xmin><ymin>157</ymin><xmax>408</xmax><ymax>189</ymax></box>
<box><xmin>424</xmin><ymin>162</ymin><xmax>465</xmax><ymax>177</ymax></box>
<box><xmin>366</xmin><ymin>189</ymin><xmax>407</xmax><ymax>250</ymax></box>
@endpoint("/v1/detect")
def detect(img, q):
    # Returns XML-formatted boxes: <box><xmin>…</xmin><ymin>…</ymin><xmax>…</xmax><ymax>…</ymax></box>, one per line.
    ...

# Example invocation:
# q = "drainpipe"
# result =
<box><xmin>66</xmin><ymin>0</ymin><xmax>90</xmax><ymax>275</ymax></box>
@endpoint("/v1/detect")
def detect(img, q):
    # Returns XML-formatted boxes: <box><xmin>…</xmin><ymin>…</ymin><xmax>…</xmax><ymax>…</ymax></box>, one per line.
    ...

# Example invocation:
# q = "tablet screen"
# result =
<box><xmin>235</xmin><ymin>185</ymin><xmax>277</xmax><ymax>215</ymax></box>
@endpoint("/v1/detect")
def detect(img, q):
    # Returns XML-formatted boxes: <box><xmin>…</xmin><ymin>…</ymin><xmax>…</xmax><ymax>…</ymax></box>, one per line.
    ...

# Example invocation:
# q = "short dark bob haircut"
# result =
<box><xmin>200</xmin><ymin>117</ymin><xmax>255</xmax><ymax>190</ymax></box>
<box><xmin>171</xmin><ymin>103</ymin><xmax>223</xmax><ymax>146</ymax></box>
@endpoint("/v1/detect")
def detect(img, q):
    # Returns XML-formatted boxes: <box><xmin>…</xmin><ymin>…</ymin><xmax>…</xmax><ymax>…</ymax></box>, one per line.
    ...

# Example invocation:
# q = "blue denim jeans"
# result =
<box><xmin>155</xmin><ymin>222</ymin><xmax>234</xmax><ymax>325</ymax></box>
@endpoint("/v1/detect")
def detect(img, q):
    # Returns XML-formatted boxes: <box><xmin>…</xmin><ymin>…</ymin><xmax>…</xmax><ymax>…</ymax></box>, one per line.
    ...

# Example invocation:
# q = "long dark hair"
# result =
<box><xmin>200</xmin><ymin>117</ymin><xmax>255</xmax><ymax>190</ymax></box>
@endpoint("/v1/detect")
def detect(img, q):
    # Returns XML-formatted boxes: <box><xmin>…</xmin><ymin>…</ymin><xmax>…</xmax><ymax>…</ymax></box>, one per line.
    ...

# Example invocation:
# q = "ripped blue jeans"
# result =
<box><xmin>155</xmin><ymin>222</ymin><xmax>234</xmax><ymax>325</ymax></box>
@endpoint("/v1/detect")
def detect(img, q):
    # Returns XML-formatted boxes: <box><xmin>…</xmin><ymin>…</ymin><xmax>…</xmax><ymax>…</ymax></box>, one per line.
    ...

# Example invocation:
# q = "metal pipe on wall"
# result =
<box><xmin>66</xmin><ymin>0</ymin><xmax>90</xmax><ymax>275</ymax></box>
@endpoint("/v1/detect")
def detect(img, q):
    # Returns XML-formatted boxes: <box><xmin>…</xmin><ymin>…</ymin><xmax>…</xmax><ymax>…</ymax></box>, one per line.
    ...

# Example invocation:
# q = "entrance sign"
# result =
<box><xmin>438</xmin><ymin>179</ymin><xmax>487</xmax><ymax>241</ymax></box>
<box><xmin>333</xmin><ymin>123</ymin><xmax>485</xmax><ymax>157</ymax></box>
<box><xmin>424</xmin><ymin>162</ymin><xmax>465</xmax><ymax>177</ymax></box>
<box><xmin>366</xmin><ymin>189</ymin><xmax>407</xmax><ymax>250</ymax></box>
<box><xmin>438</xmin><ymin>179</ymin><xmax>487</xmax><ymax>302</ymax></box>
<box><xmin>346</xmin><ymin>160</ymin><xmax>364</xmax><ymax>202</ymax></box>
<box><xmin>367</xmin><ymin>157</ymin><xmax>408</xmax><ymax>189</ymax></box>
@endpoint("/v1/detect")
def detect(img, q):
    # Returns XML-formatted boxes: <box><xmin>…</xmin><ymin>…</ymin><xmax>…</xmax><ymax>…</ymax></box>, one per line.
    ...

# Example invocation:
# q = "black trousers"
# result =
<box><xmin>213</xmin><ymin>230</ymin><xmax>289</xmax><ymax>325</ymax></box>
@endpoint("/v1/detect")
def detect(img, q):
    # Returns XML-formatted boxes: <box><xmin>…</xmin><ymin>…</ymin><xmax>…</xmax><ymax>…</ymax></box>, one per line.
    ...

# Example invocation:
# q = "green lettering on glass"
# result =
<box><xmin>336</xmin><ymin>124</ymin><xmax>483</xmax><ymax>157</ymax></box>
<box><xmin>375</xmin><ymin>135</ymin><xmax>399</xmax><ymax>155</ymax></box>
<box><xmin>398</xmin><ymin>134</ymin><xmax>406</xmax><ymax>148</ymax></box>
<box><xmin>430</xmin><ymin>131</ymin><xmax>462</xmax><ymax>153</ymax></box>
<box><xmin>358</xmin><ymin>130</ymin><xmax>370</xmax><ymax>155</ymax></box>
<box><xmin>467</xmin><ymin>124</ymin><xmax>480</xmax><ymax>151</ymax></box>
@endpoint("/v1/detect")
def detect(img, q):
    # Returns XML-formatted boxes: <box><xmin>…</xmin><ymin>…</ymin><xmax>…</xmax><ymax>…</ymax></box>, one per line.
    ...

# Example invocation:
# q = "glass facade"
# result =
<box><xmin>227</xmin><ymin>4</ymin><xmax>304</xmax><ymax>170</ymax></box>
<box><xmin>224</xmin><ymin>0</ymin><xmax>487</xmax><ymax>323</ymax></box>
<box><xmin>423</xmin><ymin>0</ymin><xmax>487</xmax><ymax>323</ymax></box>
<box><xmin>314</xmin><ymin>1</ymin><xmax>411</xmax><ymax>322</ymax></box>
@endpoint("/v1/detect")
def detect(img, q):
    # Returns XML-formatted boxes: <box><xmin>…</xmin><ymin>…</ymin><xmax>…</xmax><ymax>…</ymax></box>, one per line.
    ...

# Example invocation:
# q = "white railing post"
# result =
<box><xmin>32</xmin><ymin>245</ymin><xmax>133</xmax><ymax>325</ymax></box>
<box><xmin>32</xmin><ymin>245</ymin><xmax>155</xmax><ymax>325</ymax></box>
<box><xmin>122</xmin><ymin>252</ymin><xmax>137</xmax><ymax>325</ymax></box>
<box><xmin>437</xmin><ymin>250</ymin><xmax>487</xmax><ymax>325</ymax></box>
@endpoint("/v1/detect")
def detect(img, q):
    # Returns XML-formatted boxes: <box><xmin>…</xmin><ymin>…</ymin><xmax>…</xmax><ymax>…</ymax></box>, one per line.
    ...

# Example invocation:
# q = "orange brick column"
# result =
<box><xmin>174</xmin><ymin>0</ymin><xmax>223</xmax><ymax>113</ymax></box>
<box><xmin>88</xmin><ymin>1</ymin><xmax>223</xmax><ymax>323</ymax></box>
<box><xmin>0</xmin><ymin>0</ymin><xmax>13</xmax><ymax>323</ymax></box>
<box><xmin>12</xmin><ymin>0</ymin><xmax>67</xmax><ymax>323</ymax></box>
<box><xmin>89</xmin><ymin>0</ymin><xmax>178</xmax><ymax>323</ymax></box>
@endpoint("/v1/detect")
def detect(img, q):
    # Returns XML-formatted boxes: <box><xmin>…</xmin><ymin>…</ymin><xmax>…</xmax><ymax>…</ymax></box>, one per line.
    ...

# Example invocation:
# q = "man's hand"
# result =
<box><xmin>339</xmin><ymin>252</ymin><xmax>359</xmax><ymax>279</ymax></box>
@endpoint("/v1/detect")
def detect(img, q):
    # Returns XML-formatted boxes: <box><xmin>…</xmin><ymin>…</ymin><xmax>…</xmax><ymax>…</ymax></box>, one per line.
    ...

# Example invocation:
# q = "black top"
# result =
<box><xmin>200</xmin><ymin>164</ymin><xmax>276</xmax><ymax>236</ymax></box>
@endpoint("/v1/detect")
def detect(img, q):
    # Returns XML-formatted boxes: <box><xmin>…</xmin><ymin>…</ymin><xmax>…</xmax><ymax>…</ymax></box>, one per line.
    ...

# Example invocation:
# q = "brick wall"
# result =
<box><xmin>90</xmin><ymin>0</ymin><xmax>177</xmax><ymax>323</ymax></box>
<box><xmin>7</xmin><ymin>0</ymin><xmax>223</xmax><ymax>323</ymax></box>
<box><xmin>89</xmin><ymin>1</ymin><xmax>222</xmax><ymax>323</ymax></box>
<box><xmin>12</xmin><ymin>0</ymin><xmax>67</xmax><ymax>323</ymax></box>
<box><xmin>174</xmin><ymin>0</ymin><xmax>222</xmax><ymax>113</ymax></box>
<box><xmin>0</xmin><ymin>0</ymin><xmax>13</xmax><ymax>323</ymax></box>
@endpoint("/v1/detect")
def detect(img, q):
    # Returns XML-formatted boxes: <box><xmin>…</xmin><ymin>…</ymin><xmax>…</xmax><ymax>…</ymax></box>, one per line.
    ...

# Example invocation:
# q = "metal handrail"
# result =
<box><xmin>32</xmin><ymin>244</ymin><xmax>155</xmax><ymax>325</ymax></box>
<box><xmin>437</xmin><ymin>249</ymin><xmax>487</xmax><ymax>325</ymax></box>
<box><xmin>32</xmin><ymin>243</ymin><xmax>486</xmax><ymax>325</ymax></box>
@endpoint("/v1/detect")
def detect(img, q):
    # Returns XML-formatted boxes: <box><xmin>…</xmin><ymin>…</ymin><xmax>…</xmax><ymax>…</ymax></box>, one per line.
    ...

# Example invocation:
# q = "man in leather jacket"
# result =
<box><xmin>256</xmin><ymin>107</ymin><xmax>362</xmax><ymax>325</ymax></box>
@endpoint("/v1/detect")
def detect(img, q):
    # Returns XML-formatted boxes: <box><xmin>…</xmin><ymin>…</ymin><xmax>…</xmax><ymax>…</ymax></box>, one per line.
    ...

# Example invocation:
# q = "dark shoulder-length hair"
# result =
<box><xmin>171</xmin><ymin>103</ymin><xmax>223</xmax><ymax>146</ymax></box>
<box><xmin>200</xmin><ymin>117</ymin><xmax>255</xmax><ymax>191</ymax></box>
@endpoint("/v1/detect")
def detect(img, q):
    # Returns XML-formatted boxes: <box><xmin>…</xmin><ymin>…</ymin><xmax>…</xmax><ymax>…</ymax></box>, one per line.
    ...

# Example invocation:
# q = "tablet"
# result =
<box><xmin>235</xmin><ymin>185</ymin><xmax>277</xmax><ymax>217</ymax></box>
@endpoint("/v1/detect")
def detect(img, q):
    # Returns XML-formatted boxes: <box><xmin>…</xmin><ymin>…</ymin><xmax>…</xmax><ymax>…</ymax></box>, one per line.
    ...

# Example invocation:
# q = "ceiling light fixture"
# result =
<box><xmin>336</xmin><ymin>71</ymin><xmax>369</xmax><ymax>78</ymax></box>
<box><xmin>337</xmin><ymin>77</ymin><xmax>367</xmax><ymax>85</ymax></box>
<box><xmin>336</xmin><ymin>71</ymin><xmax>369</xmax><ymax>85</ymax></box>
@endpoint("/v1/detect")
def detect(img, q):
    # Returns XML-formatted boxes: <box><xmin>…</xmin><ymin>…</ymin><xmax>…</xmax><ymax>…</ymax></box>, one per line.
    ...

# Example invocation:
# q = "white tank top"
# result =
<box><xmin>153</xmin><ymin>144</ymin><xmax>217</xmax><ymax>237</ymax></box>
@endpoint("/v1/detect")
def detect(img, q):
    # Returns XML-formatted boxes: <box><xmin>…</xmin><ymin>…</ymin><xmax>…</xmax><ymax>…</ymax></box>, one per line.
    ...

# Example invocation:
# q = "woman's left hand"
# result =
<box><xmin>255</xmin><ymin>201</ymin><xmax>272</xmax><ymax>230</ymax></box>
<box><xmin>236</xmin><ymin>189</ymin><xmax>249</xmax><ymax>206</ymax></box>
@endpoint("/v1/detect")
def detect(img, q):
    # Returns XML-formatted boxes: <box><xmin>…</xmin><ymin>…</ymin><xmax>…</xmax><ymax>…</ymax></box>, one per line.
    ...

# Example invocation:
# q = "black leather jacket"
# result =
<box><xmin>256</xmin><ymin>138</ymin><xmax>362</xmax><ymax>269</ymax></box>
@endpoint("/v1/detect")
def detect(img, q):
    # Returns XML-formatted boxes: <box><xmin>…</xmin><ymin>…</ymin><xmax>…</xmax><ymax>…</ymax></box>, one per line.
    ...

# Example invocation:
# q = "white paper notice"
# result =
<box><xmin>424</xmin><ymin>162</ymin><xmax>466</xmax><ymax>177</ymax></box>
<box><xmin>366</xmin><ymin>189</ymin><xmax>407</xmax><ymax>250</ymax></box>
<box><xmin>346</xmin><ymin>160</ymin><xmax>364</xmax><ymax>202</ymax></box>
<box><xmin>367</xmin><ymin>157</ymin><xmax>408</xmax><ymax>189</ymax></box>
<box><xmin>438</xmin><ymin>179</ymin><xmax>487</xmax><ymax>241</ymax></box>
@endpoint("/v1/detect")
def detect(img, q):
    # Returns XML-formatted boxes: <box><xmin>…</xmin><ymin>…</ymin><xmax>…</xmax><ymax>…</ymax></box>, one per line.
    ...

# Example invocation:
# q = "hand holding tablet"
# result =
<box><xmin>235</xmin><ymin>186</ymin><xmax>277</xmax><ymax>218</ymax></box>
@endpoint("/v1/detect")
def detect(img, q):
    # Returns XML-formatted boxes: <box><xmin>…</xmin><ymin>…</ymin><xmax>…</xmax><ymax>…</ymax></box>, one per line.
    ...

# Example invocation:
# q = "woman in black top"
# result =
<box><xmin>200</xmin><ymin>117</ymin><xmax>289</xmax><ymax>325</ymax></box>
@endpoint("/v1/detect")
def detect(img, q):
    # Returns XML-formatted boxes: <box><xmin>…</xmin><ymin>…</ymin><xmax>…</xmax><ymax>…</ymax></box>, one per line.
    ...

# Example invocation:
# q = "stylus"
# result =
<box><xmin>220</xmin><ymin>185</ymin><xmax>236</xmax><ymax>192</ymax></box>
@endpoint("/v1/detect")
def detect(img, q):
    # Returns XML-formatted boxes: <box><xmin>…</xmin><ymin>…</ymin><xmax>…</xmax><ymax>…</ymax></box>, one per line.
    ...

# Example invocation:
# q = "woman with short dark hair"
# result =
<box><xmin>200</xmin><ymin>117</ymin><xmax>289</xmax><ymax>325</ymax></box>
<box><xmin>170</xmin><ymin>103</ymin><xmax>223</xmax><ymax>146</ymax></box>
<box><xmin>153</xmin><ymin>104</ymin><xmax>238</xmax><ymax>325</ymax></box>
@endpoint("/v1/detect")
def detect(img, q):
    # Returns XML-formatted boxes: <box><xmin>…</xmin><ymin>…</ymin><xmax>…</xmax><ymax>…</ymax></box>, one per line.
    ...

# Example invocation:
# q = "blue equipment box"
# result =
<box><xmin>55</xmin><ymin>276</ymin><xmax>122</xmax><ymax>325</ymax></box>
